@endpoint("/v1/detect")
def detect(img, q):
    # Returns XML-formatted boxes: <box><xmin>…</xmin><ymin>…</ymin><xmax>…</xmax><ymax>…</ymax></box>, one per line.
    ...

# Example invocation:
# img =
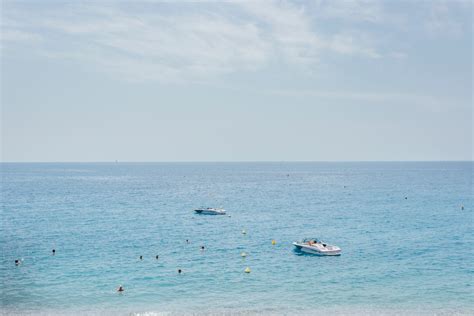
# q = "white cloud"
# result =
<box><xmin>327</xmin><ymin>32</ymin><xmax>380</xmax><ymax>58</ymax></box>
<box><xmin>387</xmin><ymin>52</ymin><xmax>407</xmax><ymax>59</ymax></box>
<box><xmin>311</xmin><ymin>0</ymin><xmax>384</xmax><ymax>23</ymax></box>
<box><xmin>238</xmin><ymin>1</ymin><xmax>323</xmax><ymax>64</ymax></box>
<box><xmin>266</xmin><ymin>88</ymin><xmax>428</xmax><ymax>102</ymax></box>
<box><xmin>1</xmin><ymin>1</ymin><xmax>386</xmax><ymax>82</ymax></box>
<box><xmin>264</xmin><ymin>88</ymin><xmax>452</xmax><ymax>113</ymax></box>
<box><xmin>0</xmin><ymin>29</ymin><xmax>42</xmax><ymax>43</ymax></box>
<box><xmin>1</xmin><ymin>0</ymin><xmax>469</xmax><ymax>82</ymax></box>
<box><xmin>424</xmin><ymin>0</ymin><xmax>466</xmax><ymax>37</ymax></box>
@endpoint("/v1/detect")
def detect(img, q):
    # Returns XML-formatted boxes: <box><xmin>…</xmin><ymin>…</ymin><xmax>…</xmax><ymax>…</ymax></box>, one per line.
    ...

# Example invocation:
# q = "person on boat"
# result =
<box><xmin>117</xmin><ymin>285</ymin><xmax>124</xmax><ymax>292</ymax></box>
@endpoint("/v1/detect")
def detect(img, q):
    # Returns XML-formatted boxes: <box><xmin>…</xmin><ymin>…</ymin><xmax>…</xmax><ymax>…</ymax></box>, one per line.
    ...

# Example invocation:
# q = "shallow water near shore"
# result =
<box><xmin>1</xmin><ymin>162</ymin><xmax>473</xmax><ymax>315</ymax></box>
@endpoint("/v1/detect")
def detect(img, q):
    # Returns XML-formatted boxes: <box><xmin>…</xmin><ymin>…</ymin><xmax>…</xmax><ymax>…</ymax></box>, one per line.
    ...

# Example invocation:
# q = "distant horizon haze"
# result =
<box><xmin>1</xmin><ymin>160</ymin><xmax>473</xmax><ymax>164</ymax></box>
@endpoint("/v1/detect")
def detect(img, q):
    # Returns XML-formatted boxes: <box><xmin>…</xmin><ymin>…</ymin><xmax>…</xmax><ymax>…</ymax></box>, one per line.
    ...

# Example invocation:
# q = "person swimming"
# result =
<box><xmin>139</xmin><ymin>255</ymin><xmax>143</xmax><ymax>260</ymax></box>
<box><xmin>52</xmin><ymin>249</ymin><xmax>56</xmax><ymax>255</ymax></box>
<box><xmin>117</xmin><ymin>285</ymin><xmax>124</xmax><ymax>292</ymax></box>
<box><xmin>155</xmin><ymin>255</ymin><xmax>159</xmax><ymax>260</ymax></box>
<box><xmin>186</xmin><ymin>239</ymin><xmax>189</xmax><ymax>244</ymax></box>
<box><xmin>178</xmin><ymin>269</ymin><xmax>182</xmax><ymax>274</ymax></box>
<box><xmin>200</xmin><ymin>246</ymin><xmax>205</xmax><ymax>250</ymax></box>
<box><xmin>15</xmin><ymin>259</ymin><xmax>21</xmax><ymax>266</ymax></box>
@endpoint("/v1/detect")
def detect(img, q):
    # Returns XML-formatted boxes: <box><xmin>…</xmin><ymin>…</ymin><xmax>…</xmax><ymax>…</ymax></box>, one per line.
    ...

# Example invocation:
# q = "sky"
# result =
<box><xmin>1</xmin><ymin>0</ymin><xmax>472</xmax><ymax>162</ymax></box>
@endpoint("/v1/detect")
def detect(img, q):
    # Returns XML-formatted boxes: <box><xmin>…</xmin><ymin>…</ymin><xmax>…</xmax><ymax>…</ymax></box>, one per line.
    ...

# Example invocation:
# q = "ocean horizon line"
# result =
<box><xmin>1</xmin><ymin>160</ymin><xmax>472</xmax><ymax>164</ymax></box>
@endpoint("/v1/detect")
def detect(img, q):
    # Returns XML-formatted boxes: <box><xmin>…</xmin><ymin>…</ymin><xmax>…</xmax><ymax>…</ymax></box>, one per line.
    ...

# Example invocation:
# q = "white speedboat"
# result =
<box><xmin>293</xmin><ymin>238</ymin><xmax>341</xmax><ymax>256</ymax></box>
<box><xmin>194</xmin><ymin>207</ymin><xmax>226</xmax><ymax>215</ymax></box>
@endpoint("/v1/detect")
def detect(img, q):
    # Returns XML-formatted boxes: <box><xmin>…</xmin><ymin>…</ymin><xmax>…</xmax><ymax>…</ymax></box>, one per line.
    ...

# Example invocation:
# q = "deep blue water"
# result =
<box><xmin>1</xmin><ymin>162</ymin><xmax>473</xmax><ymax>315</ymax></box>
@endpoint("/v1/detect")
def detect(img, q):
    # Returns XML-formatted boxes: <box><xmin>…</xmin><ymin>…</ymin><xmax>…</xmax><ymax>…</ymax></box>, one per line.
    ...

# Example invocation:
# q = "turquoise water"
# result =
<box><xmin>1</xmin><ymin>162</ymin><xmax>473</xmax><ymax>315</ymax></box>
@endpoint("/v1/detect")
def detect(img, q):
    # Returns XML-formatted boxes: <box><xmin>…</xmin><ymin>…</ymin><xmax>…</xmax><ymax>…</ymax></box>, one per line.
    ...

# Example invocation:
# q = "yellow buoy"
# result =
<box><xmin>271</xmin><ymin>240</ymin><xmax>276</xmax><ymax>245</ymax></box>
<box><xmin>242</xmin><ymin>230</ymin><xmax>247</xmax><ymax>235</ymax></box>
<box><xmin>241</xmin><ymin>252</ymin><xmax>247</xmax><ymax>257</ymax></box>
<box><xmin>244</xmin><ymin>267</ymin><xmax>251</xmax><ymax>273</ymax></box>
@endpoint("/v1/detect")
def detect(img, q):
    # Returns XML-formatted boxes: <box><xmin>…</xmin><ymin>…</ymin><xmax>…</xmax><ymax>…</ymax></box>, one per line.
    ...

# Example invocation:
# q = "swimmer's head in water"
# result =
<box><xmin>139</xmin><ymin>256</ymin><xmax>143</xmax><ymax>260</ymax></box>
<box><xmin>201</xmin><ymin>246</ymin><xmax>205</xmax><ymax>250</ymax></box>
<box><xmin>117</xmin><ymin>285</ymin><xmax>124</xmax><ymax>292</ymax></box>
<box><xmin>178</xmin><ymin>269</ymin><xmax>182</xmax><ymax>274</ymax></box>
<box><xmin>15</xmin><ymin>259</ymin><xmax>20</xmax><ymax>265</ymax></box>
<box><xmin>155</xmin><ymin>255</ymin><xmax>159</xmax><ymax>259</ymax></box>
<box><xmin>52</xmin><ymin>249</ymin><xmax>56</xmax><ymax>254</ymax></box>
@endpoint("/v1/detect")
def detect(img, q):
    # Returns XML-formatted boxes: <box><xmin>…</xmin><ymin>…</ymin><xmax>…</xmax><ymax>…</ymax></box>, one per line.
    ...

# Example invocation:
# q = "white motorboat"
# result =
<box><xmin>194</xmin><ymin>207</ymin><xmax>226</xmax><ymax>215</ymax></box>
<box><xmin>293</xmin><ymin>238</ymin><xmax>341</xmax><ymax>256</ymax></box>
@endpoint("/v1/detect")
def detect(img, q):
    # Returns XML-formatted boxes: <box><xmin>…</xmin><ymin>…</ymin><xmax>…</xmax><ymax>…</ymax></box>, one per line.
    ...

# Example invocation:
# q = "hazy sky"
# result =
<box><xmin>1</xmin><ymin>0</ymin><xmax>472</xmax><ymax>162</ymax></box>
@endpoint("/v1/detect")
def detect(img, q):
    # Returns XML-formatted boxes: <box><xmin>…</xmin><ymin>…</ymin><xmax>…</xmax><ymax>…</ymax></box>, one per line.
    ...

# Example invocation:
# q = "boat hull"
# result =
<box><xmin>194</xmin><ymin>209</ymin><xmax>226</xmax><ymax>215</ymax></box>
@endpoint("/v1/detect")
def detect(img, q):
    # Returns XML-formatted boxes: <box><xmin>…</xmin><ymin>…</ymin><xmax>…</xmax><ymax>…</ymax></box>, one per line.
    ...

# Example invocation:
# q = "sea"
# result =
<box><xmin>1</xmin><ymin>162</ymin><xmax>472</xmax><ymax>315</ymax></box>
